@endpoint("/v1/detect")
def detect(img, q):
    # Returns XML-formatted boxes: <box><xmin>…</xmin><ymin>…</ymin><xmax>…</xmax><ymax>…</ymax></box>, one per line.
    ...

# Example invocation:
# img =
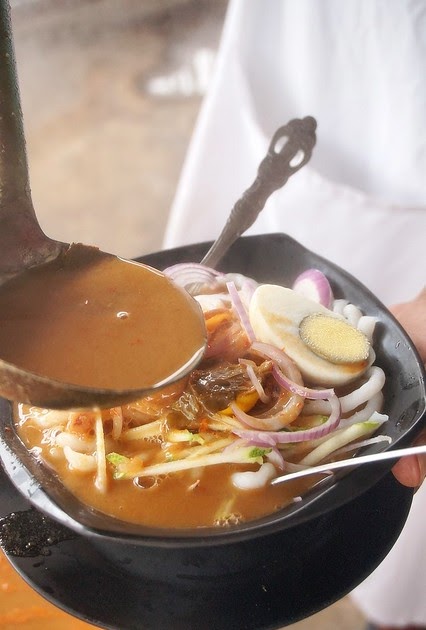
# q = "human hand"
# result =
<box><xmin>391</xmin><ymin>429</ymin><xmax>426</xmax><ymax>488</ymax></box>
<box><xmin>389</xmin><ymin>288</ymin><xmax>426</xmax><ymax>488</ymax></box>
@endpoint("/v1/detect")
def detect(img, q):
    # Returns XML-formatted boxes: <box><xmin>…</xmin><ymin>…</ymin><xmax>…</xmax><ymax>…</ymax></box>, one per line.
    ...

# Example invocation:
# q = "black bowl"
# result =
<box><xmin>0</xmin><ymin>233</ymin><xmax>425</xmax><ymax>628</ymax></box>
<box><xmin>1</xmin><ymin>233</ymin><xmax>424</xmax><ymax>545</ymax></box>
<box><xmin>0</xmin><ymin>467</ymin><xmax>415</xmax><ymax>629</ymax></box>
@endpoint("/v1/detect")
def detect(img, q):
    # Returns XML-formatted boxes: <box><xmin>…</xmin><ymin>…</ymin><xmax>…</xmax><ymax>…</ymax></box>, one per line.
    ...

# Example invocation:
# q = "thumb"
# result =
<box><xmin>392</xmin><ymin>430</ymin><xmax>426</xmax><ymax>489</ymax></box>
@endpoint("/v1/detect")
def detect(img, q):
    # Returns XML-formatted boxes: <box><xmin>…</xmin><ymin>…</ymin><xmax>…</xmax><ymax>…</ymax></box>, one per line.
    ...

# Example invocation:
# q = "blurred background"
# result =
<box><xmin>1</xmin><ymin>0</ymin><xmax>367</xmax><ymax>628</ymax></box>
<box><xmin>12</xmin><ymin>0</ymin><xmax>227</xmax><ymax>259</ymax></box>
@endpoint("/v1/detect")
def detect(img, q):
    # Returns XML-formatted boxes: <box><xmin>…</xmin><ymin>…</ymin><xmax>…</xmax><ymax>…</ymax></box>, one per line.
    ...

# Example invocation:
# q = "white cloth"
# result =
<box><xmin>163</xmin><ymin>0</ymin><xmax>426</xmax><ymax>625</ymax></box>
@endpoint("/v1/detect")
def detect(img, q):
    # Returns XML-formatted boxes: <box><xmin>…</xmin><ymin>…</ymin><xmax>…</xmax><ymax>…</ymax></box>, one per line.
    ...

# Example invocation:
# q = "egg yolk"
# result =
<box><xmin>299</xmin><ymin>313</ymin><xmax>370</xmax><ymax>364</ymax></box>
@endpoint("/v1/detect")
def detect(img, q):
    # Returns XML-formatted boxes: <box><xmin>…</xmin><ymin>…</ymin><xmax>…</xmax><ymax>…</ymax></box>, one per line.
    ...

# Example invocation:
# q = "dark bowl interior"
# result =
<box><xmin>0</xmin><ymin>233</ymin><xmax>425</xmax><ymax>549</ymax></box>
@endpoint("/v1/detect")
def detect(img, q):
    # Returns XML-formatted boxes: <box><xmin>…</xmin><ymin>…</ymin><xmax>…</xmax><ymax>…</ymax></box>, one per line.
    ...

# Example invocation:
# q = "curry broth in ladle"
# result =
<box><xmin>0</xmin><ymin>1</ymin><xmax>208</xmax><ymax>408</ymax></box>
<box><xmin>0</xmin><ymin>244</ymin><xmax>206</xmax><ymax>391</ymax></box>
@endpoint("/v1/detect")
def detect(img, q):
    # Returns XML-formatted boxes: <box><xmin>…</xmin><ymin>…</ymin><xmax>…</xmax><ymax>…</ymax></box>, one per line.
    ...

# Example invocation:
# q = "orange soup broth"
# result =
<box><xmin>17</xmin><ymin>414</ymin><xmax>313</xmax><ymax>529</ymax></box>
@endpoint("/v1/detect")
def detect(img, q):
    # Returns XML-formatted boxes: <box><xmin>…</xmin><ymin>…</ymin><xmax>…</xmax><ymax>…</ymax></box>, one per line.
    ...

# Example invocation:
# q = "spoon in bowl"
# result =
<box><xmin>270</xmin><ymin>444</ymin><xmax>426</xmax><ymax>485</ymax></box>
<box><xmin>200</xmin><ymin>115</ymin><xmax>317</xmax><ymax>269</ymax></box>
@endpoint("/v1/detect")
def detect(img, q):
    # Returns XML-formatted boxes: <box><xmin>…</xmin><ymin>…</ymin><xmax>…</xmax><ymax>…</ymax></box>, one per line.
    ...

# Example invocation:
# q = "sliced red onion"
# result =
<box><xmin>292</xmin><ymin>269</ymin><xmax>333</xmax><ymax>308</ymax></box>
<box><xmin>227</xmin><ymin>281</ymin><xmax>257</xmax><ymax>343</ymax></box>
<box><xmin>204</xmin><ymin>317</ymin><xmax>249</xmax><ymax>361</ymax></box>
<box><xmin>239</xmin><ymin>358</ymin><xmax>270</xmax><ymax>403</ymax></box>
<box><xmin>234</xmin><ymin>342</ymin><xmax>337</xmax><ymax>431</ymax></box>
<box><xmin>231</xmin><ymin>342</ymin><xmax>305</xmax><ymax>430</ymax></box>
<box><xmin>231</xmin><ymin>391</ymin><xmax>304</xmax><ymax>431</ymax></box>
<box><xmin>251</xmin><ymin>341</ymin><xmax>303</xmax><ymax>384</ymax></box>
<box><xmin>251</xmin><ymin>342</ymin><xmax>334</xmax><ymax>400</ymax></box>
<box><xmin>232</xmin><ymin>394</ymin><xmax>341</xmax><ymax>444</ymax></box>
<box><xmin>238</xmin><ymin>278</ymin><xmax>259</xmax><ymax>308</ymax></box>
<box><xmin>272</xmin><ymin>365</ymin><xmax>334</xmax><ymax>400</ymax></box>
<box><xmin>163</xmin><ymin>263</ymin><xmax>222</xmax><ymax>291</ymax></box>
<box><xmin>222</xmin><ymin>273</ymin><xmax>258</xmax><ymax>292</ymax></box>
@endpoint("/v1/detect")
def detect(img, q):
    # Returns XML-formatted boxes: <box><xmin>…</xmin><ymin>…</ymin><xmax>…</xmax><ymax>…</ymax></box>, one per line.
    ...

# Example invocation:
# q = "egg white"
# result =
<box><xmin>249</xmin><ymin>285</ymin><xmax>372</xmax><ymax>387</ymax></box>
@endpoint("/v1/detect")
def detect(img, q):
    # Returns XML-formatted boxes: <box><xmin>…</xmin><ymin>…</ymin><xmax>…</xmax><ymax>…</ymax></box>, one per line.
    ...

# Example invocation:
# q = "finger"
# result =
<box><xmin>392</xmin><ymin>455</ymin><xmax>423</xmax><ymax>488</ymax></box>
<box><xmin>391</xmin><ymin>430</ymin><xmax>426</xmax><ymax>488</ymax></box>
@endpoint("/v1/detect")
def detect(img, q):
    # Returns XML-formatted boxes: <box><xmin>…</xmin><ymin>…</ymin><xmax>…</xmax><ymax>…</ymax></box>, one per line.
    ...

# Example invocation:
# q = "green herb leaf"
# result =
<box><xmin>248</xmin><ymin>447</ymin><xmax>272</xmax><ymax>460</ymax></box>
<box><xmin>106</xmin><ymin>452</ymin><xmax>131</xmax><ymax>479</ymax></box>
<box><xmin>106</xmin><ymin>452</ymin><xmax>130</xmax><ymax>465</ymax></box>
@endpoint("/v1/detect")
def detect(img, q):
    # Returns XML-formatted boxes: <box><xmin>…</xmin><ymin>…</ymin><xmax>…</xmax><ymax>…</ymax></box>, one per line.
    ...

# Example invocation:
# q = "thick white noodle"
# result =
<box><xmin>357</xmin><ymin>315</ymin><xmax>378</xmax><ymax>341</ymax></box>
<box><xmin>338</xmin><ymin>392</ymin><xmax>387</xmax><ymax>429</ymax></box>
<box><xmin>54</xmin><ymin>432</ymin><xmax>97</xmax><ymax>453</ymax></box>
<box><xmin>111</xmin><ymin>407</ymin><xmax>123</xmax><ymax>440</ymax></box>
<box><xmin>29</xmin><ymin>409</ymin><xmax>71</xmax><ymax>428</ymax></box>
<box><xmin>63</xmin><ymin>445</ymin><xmax>97</xmax><ymax>472</ymax></box>
<box><xmin>231</xmin><ymin>463</ymin><xmax>276</xmax><ymax>489</ymax></box>
<box><xmin>339</xmin><ymin>366</ymin><xmax>386</xmax><ymax>413</ymax></box>
<box><xmin>343</xmin><ymin>303</ymin><xmax>363</xmax><ymax>326</ymax></box>
<box><xmin>333</xmin><ymin>299</ymin><xmax>349</xmax><ymax>315</ymax></box>
<box><xmin>305</xmin><ymin>366</ymin><xmax>386</xmax><ymax>415</ymax></box>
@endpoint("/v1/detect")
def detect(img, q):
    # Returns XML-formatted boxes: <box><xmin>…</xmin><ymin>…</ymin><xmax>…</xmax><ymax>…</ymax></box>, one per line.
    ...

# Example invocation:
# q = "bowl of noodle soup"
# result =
<box><xmin>0</xmin><ymin>234</ymin><xmax>424</xmax><ymax>579</ymax></box>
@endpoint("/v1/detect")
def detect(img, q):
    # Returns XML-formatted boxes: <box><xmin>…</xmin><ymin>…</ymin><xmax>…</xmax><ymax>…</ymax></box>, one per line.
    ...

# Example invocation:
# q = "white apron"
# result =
<box><xmin>163</xmin><ymin>0</ymin><xmax>426</xmax><ymax>625</ymax></box>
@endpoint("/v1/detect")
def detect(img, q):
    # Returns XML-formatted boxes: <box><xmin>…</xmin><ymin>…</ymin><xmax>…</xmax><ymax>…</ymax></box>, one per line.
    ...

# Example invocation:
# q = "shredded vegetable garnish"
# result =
<box><xmin>15</xmin><ymin>266</ymin><xmax>391</xmax><ymax>528</ymax></box>
<box><xmin>94</xmin><ymin>409</ymin><xmax>107</xmax><ymax>493</ymax></box>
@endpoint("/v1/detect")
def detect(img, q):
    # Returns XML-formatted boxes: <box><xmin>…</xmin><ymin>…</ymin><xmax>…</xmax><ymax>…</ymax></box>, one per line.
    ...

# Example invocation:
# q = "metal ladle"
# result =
<box><xmin>0</xmin><ymin>1</ymin><xmax>316</xmax><ymax>410</ymax></box>
<box><xmin>0</xmin><ymin>2</ymin><xmax>209</xmax><ymax>410</ymax></box>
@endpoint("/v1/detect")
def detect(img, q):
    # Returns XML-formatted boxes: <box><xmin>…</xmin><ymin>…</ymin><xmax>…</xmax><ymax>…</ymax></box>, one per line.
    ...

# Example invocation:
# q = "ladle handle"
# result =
<box><xmin>0</xmin><ymin>0</ymin><xmax>32</xmax><ymax>209</ymax></box>
<box><xmin>200</xmin><ymin>116</ymin><xmax>317</xmax><ymax>268</ymax></box>
<box><xmin>0</xmin><ymin>1</ymin><xmax>59</xmax><ymax>281</ymax></box>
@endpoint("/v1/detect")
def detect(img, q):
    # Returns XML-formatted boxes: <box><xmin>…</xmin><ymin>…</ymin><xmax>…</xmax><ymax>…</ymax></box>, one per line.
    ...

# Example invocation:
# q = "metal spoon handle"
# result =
<box><xmin>200</xmin><ymin>116</ymin><xmax>317</xmax><ymax>268</ymax></box>
<box><xmin>270</xmin><ymin>444</ymin><xmax>426</xmax><ymax>485</ymax></box>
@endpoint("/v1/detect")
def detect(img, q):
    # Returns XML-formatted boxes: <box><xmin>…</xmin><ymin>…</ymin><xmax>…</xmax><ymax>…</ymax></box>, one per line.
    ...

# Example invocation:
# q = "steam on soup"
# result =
<box><xmin>15</xmin><ymin>265</ymin><xmax>390</xmax><ymax>529</ymax></box>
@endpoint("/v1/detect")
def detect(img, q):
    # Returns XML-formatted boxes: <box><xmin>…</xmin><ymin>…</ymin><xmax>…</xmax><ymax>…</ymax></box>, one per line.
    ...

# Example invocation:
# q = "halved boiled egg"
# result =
<box><xmin>249</xmin><ymin>284</ymin><xmax>372</xmax><ymax>387</ymax></box>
